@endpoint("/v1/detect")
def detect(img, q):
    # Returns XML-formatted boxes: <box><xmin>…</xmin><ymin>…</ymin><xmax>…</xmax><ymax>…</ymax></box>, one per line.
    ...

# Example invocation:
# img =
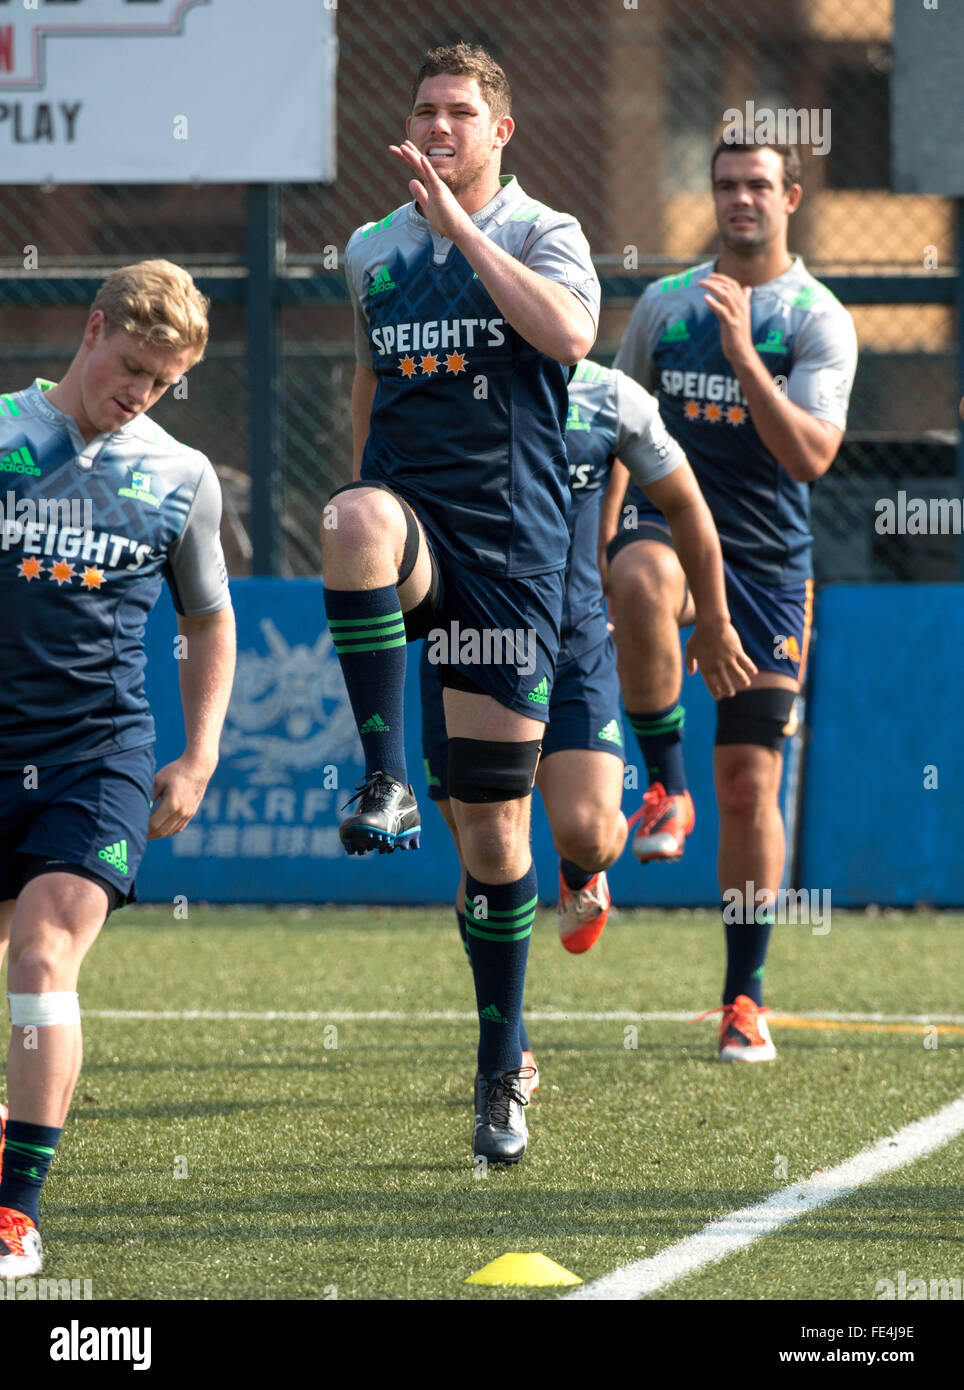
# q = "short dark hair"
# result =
<box><xmin>711</xmin><ymin>140</ymin><xmax>802</xmax><ymax>192</ymax></box>
<box><xmin>411</xmin><ymin>43</ymin><xmax>511</xmax><ymax>120</ymax></box>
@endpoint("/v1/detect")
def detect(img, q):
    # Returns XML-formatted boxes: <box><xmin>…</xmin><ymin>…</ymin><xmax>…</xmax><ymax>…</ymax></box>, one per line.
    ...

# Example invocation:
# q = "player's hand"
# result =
<box><xmin>699</xmin><ymin>274</ymin><xmax>754</xmax><ymax>368</ymax></box>
<box><xmin>148</xmin><ymin>755</ymin><xmax>215</xmax><ymax>839</ymax></box>
<box><xmin>388</xmin><ymin>139</ymin><xmax>474</xmax><ymax>244</ymax></box>
<box><xmin>685</xmin><ymin>619</ymin><xmax>757</xmax><ymax>700</ymax></box>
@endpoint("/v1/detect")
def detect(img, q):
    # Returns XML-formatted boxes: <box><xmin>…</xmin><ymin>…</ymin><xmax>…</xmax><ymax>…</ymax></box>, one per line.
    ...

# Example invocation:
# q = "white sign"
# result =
<box><xmin>0</xmin><ymin>0</ymin><xmax>337</xmax><ymax>183</ymax></box>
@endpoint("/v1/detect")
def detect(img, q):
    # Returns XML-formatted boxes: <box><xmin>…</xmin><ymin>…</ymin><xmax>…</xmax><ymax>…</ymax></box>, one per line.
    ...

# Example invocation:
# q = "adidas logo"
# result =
<box><xmin>0</xmin><ymin>444</ymin><xmax>41</xmax><ymax>476</ymax></box>
<box><xmin>368</xmin><ymin>266</ymin><xmax>396</xmax><ymax>296</ymax></box>
<box><xmin>527</xmin><ymin>677</ymin><xmax>549</xmax><ymax>705</ymax></box>
<box><xmin>480</xmin><ymin>1003</ymin><xmax>509</xmax><ymax>1024</ymax></box>
<box><xmin>660</xmin><ymin>318</ymin><xmax>690</xmax><ymax>343</ymax></box>
<box><xmin>97</xmin><ymin>839</ymin><xmax>128</xmax><ymax>875</ymax></box>
<box><xmin>361</xmin><ymin>713</ymin><xmax>390</xmax><ymax>733</ymax></box>
<box><xmin>597</xmin><ymin>719</ymin><xmax>623</xmax><ymax>746</ymax></box>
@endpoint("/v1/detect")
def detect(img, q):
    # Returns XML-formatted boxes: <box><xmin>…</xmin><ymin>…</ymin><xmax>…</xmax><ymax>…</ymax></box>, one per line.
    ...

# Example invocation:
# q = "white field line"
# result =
<box><xmin>564</xmin><ymin>1091</ymin><xmax>964</xmax><ymax>1301</ymax></box>
<box><xmin>80</xmin><ymin>1008</ymin><xmax>964</xmax><ymax>1024</ymax></box>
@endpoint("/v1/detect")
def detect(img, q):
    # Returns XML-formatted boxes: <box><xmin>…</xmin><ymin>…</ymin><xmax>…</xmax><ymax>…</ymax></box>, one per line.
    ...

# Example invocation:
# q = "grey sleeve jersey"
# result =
<box><xmin>165</xmin><ymin>456</ymin><xmax>231</xmax><ymax>616</ymax></box>
<box><xmin>612</xmin><ymin>285</ymin><xmax>660</xmax><ymax>390</ymax></box>
<box><xmin>347</xmin><ymin>255</ymin><xmax>374</xmax><ymax>370</ymax></box>
<box><xmin>785</xmin><ymin>306</ymin><xmax>859</xmax><ymax>429</ymax></box>
<box><xmin>519</xmin><ymin>214</ymin><xmax>601</xmax><ymax>329</ymax></box>
<box><xmin>613</xmin><ymin>369</ymin><xmax>687</xmax><ymax>487</ymax></box>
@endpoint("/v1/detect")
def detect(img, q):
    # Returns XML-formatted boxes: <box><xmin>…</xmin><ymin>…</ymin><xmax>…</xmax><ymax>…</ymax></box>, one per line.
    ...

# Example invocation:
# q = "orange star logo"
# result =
<box><xmin>444</xmin><ymin>351</ymin><xmax>467</xmax><ymax>375</ymax></box>
<box><xmin>398</xmin><ymin>355</ymin><xmax>417</xmax><ymax>378</ymax></box>
<box><xmin>81</xmin><ymin>566</ymin><xmax>105</xmax><ymax>591</ymax></box>
<box><xmin>704</xmin><ymin>403</ymin><xmax>723</xmax><ymax>423</ymax></box>
<box><xmin>50</xmin><ymin>559</ymin><xmax>75</xmax><ymax>586</ymax></box>
<box><xmin>17</xmin><ymin>556</ymin><xmax>44</xmax><ymax>581</ymax></box>
<box><xmin>419</xmin><ymin>352</ymin><xmax>439</xmax><ymax>376</ymax></box>
<box><xmin>726</xmin><ymin>405</ymin><xmax>747</xmax><ymax>425</ymax></box>
<box><xmin>684</xmin><ymin>400</ymin><xmax>701</xmax><ymax>420</ymax></box>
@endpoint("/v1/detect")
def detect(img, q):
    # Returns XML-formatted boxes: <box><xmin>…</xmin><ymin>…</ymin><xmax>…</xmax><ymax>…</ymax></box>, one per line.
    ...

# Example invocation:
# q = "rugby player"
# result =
<box><xmin>420</xmin><ymin>358</ymin><xmax>755</xmax><ymax>1089</ymax></box>
<box><xmin>604</xmin><ymin>140</ymin><xmax>858</xmax><ymax>1061</ymax></box>
<box><xmin>0</xmin><ymin>261</ymin><xmax>235</xmax><ymax>1274</ymax></box>
<box><xmin>322</xmin><ymin>43</ymin><xmax>605</xmax><ymax>1164</ymax></box>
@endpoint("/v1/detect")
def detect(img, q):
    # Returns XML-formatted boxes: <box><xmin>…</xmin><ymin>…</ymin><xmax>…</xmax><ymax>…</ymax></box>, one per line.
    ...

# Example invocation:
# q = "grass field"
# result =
<box><xmin>8</xmin><ymin>905</ymin><xmax>964</xmax><ymax>1302</ymax></box>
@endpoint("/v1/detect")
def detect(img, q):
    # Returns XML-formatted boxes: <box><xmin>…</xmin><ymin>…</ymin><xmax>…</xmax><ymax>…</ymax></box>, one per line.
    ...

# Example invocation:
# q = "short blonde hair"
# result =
<box><xmin>92</xmin><ymin>259</ymin><xmax>210</xmax><ymax>359</ymax></box>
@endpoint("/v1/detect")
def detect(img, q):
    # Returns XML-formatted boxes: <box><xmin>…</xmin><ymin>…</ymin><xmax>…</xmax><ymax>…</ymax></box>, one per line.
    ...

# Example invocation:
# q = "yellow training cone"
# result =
<box><xmin>466</xmin><ymin>1253</ymin><xmax>582</xmax><ymax>1287</ymax></box>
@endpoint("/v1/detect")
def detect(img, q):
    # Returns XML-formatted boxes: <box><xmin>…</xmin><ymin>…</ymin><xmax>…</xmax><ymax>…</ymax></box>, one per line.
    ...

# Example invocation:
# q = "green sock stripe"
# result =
<box><xmin>333</xmin><ymin>633</ymin><xmax>407</xmax><ymax>653</ymax></box>
<box><xmin>464</xmin><ymin>912</ymin><xmax>536</xmax><ymax>935</ymax></box>
<box><xmin>463</xmin><ymin>893</ymin><xmax>539</xmax><ymax>922</ymax></box>
<box><xmin>4</xmin><ymin>1138</ymin><xmax>58</xmax><ymax>1159</ymax></box>
<box><xmin>465</xmin><ymin>923</ymin><xmax>533</xmax><ymax>943</ymax></box>
<box><xmin>331</xmin><ymin>622</ymin><xmax>406</xmax><ymax>638</ymax></box>
<box><xmin>327</xmin><ymin>611</ymin><xmax>404</xmax><ymax>630</ymax></box>
<box><xmin>630</xmin><ymin>705</ymin><xmax>685</xmax><ymax>736</ymax></box>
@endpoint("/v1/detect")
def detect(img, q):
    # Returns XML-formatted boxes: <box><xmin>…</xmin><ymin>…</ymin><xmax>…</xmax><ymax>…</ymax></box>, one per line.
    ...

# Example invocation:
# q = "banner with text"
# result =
<box><xmin>0</xmin><ymin>0</ymin><xmax>336</xmax><ymax>183</ymax></box>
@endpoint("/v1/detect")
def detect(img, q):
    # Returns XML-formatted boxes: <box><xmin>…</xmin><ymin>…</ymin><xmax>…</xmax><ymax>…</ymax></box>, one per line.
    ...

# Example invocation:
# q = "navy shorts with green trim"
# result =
<box><xmin>415</xmin><ymin>527</ymin><xmax>564</xmax><ymax>724</ymax></box>
<box><xmin>0</xmin><ymin>745</ymin><xmax>155</xmax><ymax>906</ymax></box>
<box><xmin>607</xmin><ymin>498</ymin><xmax>813</xmax><ymax>680</ymax></box>
<box><xmin>420</xmin><ymin>633</ymin><xmax>624</xmax><ymax>802</ymax></box>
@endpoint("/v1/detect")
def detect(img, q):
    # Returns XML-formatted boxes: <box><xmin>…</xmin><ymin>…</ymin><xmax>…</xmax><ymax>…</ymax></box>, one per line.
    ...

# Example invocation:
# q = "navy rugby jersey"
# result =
<box><xmin>561</xmin><ymin>360</ymin><xmax>685</xmax><ymax>660</ymax></box>
<box><xmin>345</xmin><ymin>175</ymin><xmax>600</xmax><ymax>578</ymax></box>
<box><xmin>0</xmin><ymin>380</ymin><xmax>230</xmax><ymax>768</ymax></box>
<box><xmin>614</xmin><ymin>257</ymin><xmax>858</xmax><ymax>584</ymax></box>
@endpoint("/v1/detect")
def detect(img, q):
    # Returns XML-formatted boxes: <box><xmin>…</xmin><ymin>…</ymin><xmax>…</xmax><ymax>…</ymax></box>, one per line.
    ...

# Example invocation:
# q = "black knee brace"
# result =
<box><xmin>447</xmin><ymin>738</ymin><xmax>542</xmax><ymax>803</ymax></box>
<box><xmin>715</xmin><ymin>687</ymin><xmax>797</xmax><ymax>751</ymax></box>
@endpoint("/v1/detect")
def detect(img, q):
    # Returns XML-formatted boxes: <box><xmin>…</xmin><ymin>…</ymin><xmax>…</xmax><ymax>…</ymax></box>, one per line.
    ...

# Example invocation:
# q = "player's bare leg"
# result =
<box><xmin>6</xmin><ymin>876</ymin><xmax>107</xmax><ymax>1124</ymax></box>
<box><xmin>537</xmin><ymin>748</ymin><xmax>626</xmax><ymax>953</ymax></box>
<box><xmin>0</xmin><ymin>898</ymin><xmax>12</xmax><ymax>972</ymax></box>
<box><xmin>609</xmin><ymin>541</ymin><xmax>696</xmax><ymax>862</ymax></box>
<box><xmin>710</xmin><ymin>670</ymin><xmax>797</xmax><ymax>1063</ymax></box>
<box><xmin>1</xmin><ymin>873</ymin><xmax>108</xmax><ymax>1275</ymax></box>
<box><xmin>445</xmin><ymin>688</ymin><xmax>541</xmax><ymax>1162</ymax></box>
<box><xmin>322</xmin><ymin>488</ymin><xmax>433</xmax><ymax>853</ymax></box>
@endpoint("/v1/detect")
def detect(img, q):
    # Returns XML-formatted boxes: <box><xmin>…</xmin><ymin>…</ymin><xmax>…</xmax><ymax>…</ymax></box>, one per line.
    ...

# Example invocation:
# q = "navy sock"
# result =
<box><xmin>464</xmin><ymin>865</ymin><xmax>537</xmax><ymax>1073</ymax></box>
<box><xmin>324</xmin><ymin>584</ymin><xmax>408</xmax><ymax>782</ymax></box>
<box><xmin>722</xmin><ymin>901</ymin><xmax>774</xmax><ymax>1006</ymax></box>
<box><xmin>560</xmin><ymin>857</ymin><xmax>594</xmax><ymax>891</ymax></box>
<box><xmin>628</xmin><ymin>703</ymin><xmax>687</xmax><ymax>795</ymax></box>
<box><xmin>457</xmin><ymin>905</ymin><xmax>531</xmax><ymax>1054</ymax></box>
<box><xmin>0</xmin><ymin>1119</ymin><xmax>62</xmax><ymax>1225</ymax></box>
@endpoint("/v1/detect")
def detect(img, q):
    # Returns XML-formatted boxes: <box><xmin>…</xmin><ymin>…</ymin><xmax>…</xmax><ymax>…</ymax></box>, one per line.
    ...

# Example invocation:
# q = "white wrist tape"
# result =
<box><xmin>8</xmin><ymin>992</ymin><xmax>81</xmax><ymax>1027</ymax></box>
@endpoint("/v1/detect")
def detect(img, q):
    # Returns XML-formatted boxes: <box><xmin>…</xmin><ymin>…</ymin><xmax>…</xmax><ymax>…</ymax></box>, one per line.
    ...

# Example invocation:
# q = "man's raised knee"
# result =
<box><xmin>322</xmin><ymin>488</ymin><xmax>407</xmax><ymax>553</ymax></box>
<box><xmin>610</xmin><ymin>542</ymin><xmax>682</xmax><ymax>615</ymax></box>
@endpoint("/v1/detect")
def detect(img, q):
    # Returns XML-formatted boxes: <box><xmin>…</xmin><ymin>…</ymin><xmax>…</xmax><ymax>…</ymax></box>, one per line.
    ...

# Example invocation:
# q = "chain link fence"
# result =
<box><xmin>0</xmin><ymin>0</ymin><xmax>958</xmax><ymax>581</ymax></box>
